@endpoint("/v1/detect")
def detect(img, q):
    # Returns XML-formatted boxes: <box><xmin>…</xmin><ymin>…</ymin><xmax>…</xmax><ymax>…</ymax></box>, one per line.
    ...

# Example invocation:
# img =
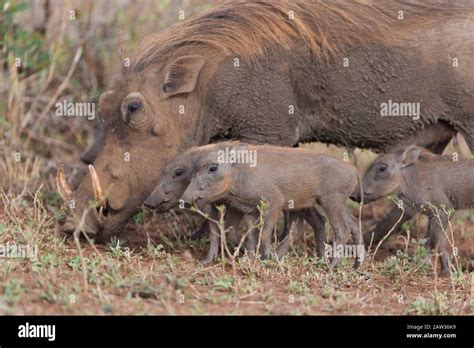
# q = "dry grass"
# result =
<box><xmin>0</xmin><ymin>0</ymin><xmax>473</xmax><ymax>315</ymax></box>
<box><xmin>0</xmin><ymin>190</ymin><xmax>472</xmax><ymax>315</ymax></box>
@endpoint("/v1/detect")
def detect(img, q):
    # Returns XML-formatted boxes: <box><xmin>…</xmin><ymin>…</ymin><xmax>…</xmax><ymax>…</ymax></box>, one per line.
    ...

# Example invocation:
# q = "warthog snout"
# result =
<box><xmin>56</xmin><ymin>164</ymin><xmax>108</xmax><ymax>238</ymax></box>
<box><xmin>350</xmin><ymin>190</ymin><xmax>372</xmax><ymax>203</ymax></box>
<box><xmin>180</xmin><ymin>195</ymin><xmax>197</xmax><ymax>206</ymax></box>
<box><xmin>143</xmin><ymin>196</ymin><xmax>159</xmax><ymax>209</ymax></box>
<box><xmin>143</xmin><ymin>185</ymin><xmax>175</xmax><ymax>212</ymax></box>
<box><xmin>350</xmin><ymin>189</ymin><xmax>361</xmax><ymax>203</ymax></box>
<box><xmin>180</xmin><ymin>192</ymin><xmax>203</xmax><ymax>209</ymax></box>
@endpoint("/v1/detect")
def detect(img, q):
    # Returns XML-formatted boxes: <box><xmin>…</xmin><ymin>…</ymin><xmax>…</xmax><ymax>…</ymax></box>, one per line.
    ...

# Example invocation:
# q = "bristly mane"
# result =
<box><xmin>132</xmin><ymin>0</ymin><xmax>474</xmax><ymax>71</ymax></box>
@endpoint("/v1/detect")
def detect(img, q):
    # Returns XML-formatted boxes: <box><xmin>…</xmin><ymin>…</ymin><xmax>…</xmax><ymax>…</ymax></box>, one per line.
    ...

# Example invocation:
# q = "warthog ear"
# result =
<box><xmin>97</xmin><ymin>90</ymin><xmax>116</xmax><ymax>121</ymax></box>
<box><xmin>401</xmin><ymin>146</ymin><xmax>422</xmax><ymax>167</ymax></box>
<box><xmin>160</xmin><ymin>55</ymin><xmax>206</xmax><ymax>99</ymax></box>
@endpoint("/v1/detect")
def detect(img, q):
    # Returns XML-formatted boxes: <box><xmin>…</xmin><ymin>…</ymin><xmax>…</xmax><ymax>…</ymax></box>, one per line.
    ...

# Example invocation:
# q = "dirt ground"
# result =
<box><xmin>0</xmin><ymin>190</ymin><xmax>472</xmax><ymax>315</ymax></box>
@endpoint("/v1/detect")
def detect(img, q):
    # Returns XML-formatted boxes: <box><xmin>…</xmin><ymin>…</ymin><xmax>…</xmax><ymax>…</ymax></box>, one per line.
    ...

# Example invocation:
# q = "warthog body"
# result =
<box><xmin>181</xmin><ymin>142</ymin><xmax>363</xmax><ymax>266</ymax></box>
<box><xmin>57</xmin><ymin>1</ymin><xmax>474</xmax><ymax>245</ymax></box>
<box><xmin>143</xmin><ymin>145</ymin><xmax>248</xmax><ymax>261</ymax></box>
<box><xmin>355</xmin><ymin>146</ymin><xmax>474</xmax><ymax>274</ymax></box>
<box><xmin>143</xmin><ymin>145</ymin><xmax>327</xmax><ymax>263</ymax></box>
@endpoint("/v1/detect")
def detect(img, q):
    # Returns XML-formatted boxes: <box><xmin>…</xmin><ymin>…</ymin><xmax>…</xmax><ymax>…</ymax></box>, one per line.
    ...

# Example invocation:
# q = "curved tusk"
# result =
<box><xmin>88</xmin><ymin>164</ymin><xmax>105</xmax><ymax>207</ymax></box>
<box><xmin>57</xmin><ymin>166</ymin><xmax>73</xmax><ymax>200</ymax></box>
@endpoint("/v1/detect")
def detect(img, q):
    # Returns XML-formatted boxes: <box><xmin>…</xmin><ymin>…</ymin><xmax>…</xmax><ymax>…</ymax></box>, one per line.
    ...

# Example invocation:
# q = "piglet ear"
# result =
<box><xmin>401</xmin><ymin>146</ymin><xmax>422</xmax><ymax>167</ymax></box>
<box><xmin>160</xmin><ymin>55</ymin><xmax>206</xmax><ymax>99</ymax></box>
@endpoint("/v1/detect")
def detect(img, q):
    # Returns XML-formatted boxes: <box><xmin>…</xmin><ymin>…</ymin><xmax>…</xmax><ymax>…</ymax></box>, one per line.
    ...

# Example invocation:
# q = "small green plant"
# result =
<box><xmin>379</xmin><ymin>242</ymin><xmax>431</xmax><ymax>282</ymax></box>
<box><xmin>213</xmin><ymin>276</ymin><xmax>234</xmax><ymax>291</ymax></box>
<box><xmin>107</xmin><ymin>237</ymin><xmax>127</xmax><ymax>257</ymax></box>
<box><xmin>146</xmin><ymin>242</ymin><xmax>164</xmax><ymax>257</ymax></box>
<box><xmin>133</xmin><ymin>211</ymin><xmax>144</xmax><ymax>224</ymax></box>
<box><xmin>286</xmin><ymin>280</ymin><xmax>309</xmax><ymax>295</ymax></box>
<box><xmin>2</xmin><ymin>279</ymin><xmax>24</xmax><ymax>305</ymax></box>
<box><xmin>406</xmin><ymin>293</ymin><xmax>452</xmax><ymax>315</ymax></box>
<box><xmin>1</xmin><ymin>1</ymin><xmax>51</xmax><ymax>75</ymax></box>
<box><xmin>468</xmin><ymin>212</ymin><xmax>474</xmax><ymax>223</ymax></box>
<box><xmin>166</xmin><ymin>275</ymin><xmax>188</xmax><ymax>291</ymax></box>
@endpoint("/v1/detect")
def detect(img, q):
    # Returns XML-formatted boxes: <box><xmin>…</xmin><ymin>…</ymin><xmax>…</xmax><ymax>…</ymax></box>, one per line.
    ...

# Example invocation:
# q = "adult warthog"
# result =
<box><xmin>57</xmin><ymin>1</ymin><xmax>474</xmax><ymax>242</ymax></box>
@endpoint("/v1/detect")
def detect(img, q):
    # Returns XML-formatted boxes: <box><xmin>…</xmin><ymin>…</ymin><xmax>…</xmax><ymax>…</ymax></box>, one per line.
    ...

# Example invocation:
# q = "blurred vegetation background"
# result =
<box><xmin>0</xmin><ymin>0</ymin><xmax>214</xmax><ymax>195</ymax></box>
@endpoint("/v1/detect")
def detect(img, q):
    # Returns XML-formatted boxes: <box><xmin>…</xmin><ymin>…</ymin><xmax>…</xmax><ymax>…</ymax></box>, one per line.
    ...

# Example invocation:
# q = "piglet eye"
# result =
<box><xmin>128</xmin><ymin>101</ymin><xmax>142</xmax><ymax>114</ymax></box>
<box><xmin>209</xmin><ymin>164</ymin><xmax>218</xmax><ymax>173</ymax></box>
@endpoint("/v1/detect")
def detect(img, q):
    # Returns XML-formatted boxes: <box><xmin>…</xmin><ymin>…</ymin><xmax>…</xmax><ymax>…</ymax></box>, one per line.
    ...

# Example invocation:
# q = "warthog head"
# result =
<box><xmin>143</xmin><ymin>144</ymin><xmax>219</xmax><ymax>212</ymax></box>
<box><xmin>56</xmin><ymin>54</ymin><xmax>210</xmax><ymax>241</ymax></box>
<box><xmin>143</xmin><ymin>153</ymin><xmax>195</xmax><ymax>213</ymax></box>
<box><xmin>353</xmin><ymin>146</ymin><xmax>423</xmax><ymax>203</ymax></box>
<box><xmin>181</xmin><ymin>147</ymin><xmax>235</xmax><ymax>209</ymax></box>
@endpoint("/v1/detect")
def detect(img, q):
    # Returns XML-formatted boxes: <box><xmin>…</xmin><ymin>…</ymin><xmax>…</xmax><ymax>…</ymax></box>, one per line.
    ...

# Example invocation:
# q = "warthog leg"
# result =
<box><xmin>276</xmin><ymin>208</ymin><xmax>326</xmax><ymax>261</ymax></box>
<box><xmin>258</xmin><ymin>196</ymin><xmax>285</xmax><ymax>260</ymax></box>
<box><xmin>363</xmin><ymin>204</ymin><xmax>417</xmax><ymax>247</ymax></box>
<box><xmin>345</xmin><ymin>210</ymin><xmax>364</xmax><ymax>269</ymax></box>
<box><xmin>304</xmin><ymin>208</ymin><xmax>326</xmax><ymax>259</ymax></box>
<box><xmin>276</xmin><ymin>212</ymin><xmax>305</xmax><ymax>260</ymax></box>
<box><xmin>427</xmin><ymin>215</ymin><xmax>452</xmax><ymax>276</ymax></box>
<box><xmin>201</xmin><ymin>207</ymin><xmax>220</xmax><ymax>265</ymax></box>
<box><xmin>366</xmin><ymin>127</ymin><xmax>453</xmax><ymax>247</ymax></box>
<box><xmin>319</xmin><ymin>195</ymin><xmax>351</xmax><ymax>268</ymax></box>
<box><xmin>191</xmin><ymin>220</ymin><xmax>209</xmax><ymax>240</ymax></box>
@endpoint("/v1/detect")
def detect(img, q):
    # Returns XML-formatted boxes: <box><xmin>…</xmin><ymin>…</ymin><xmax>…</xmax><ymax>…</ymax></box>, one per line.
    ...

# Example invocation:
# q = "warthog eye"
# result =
<box><xmin>209</xmin><ymin>164</ymin><xmax>218</xmax><ymax>173</ymax></box>
<box><xmin>378</xmin><ymin>164</ymin><xmax>387</xmax><ymax>172</ymax></box>
<box><xmin>174</xmin><ymin>169</ymin><xmax>184</xmax><ymax>177</ymax></box>
<box><xmin>128</xmin><ymin>101</ymin><xmax>142</xmax><ymax>114</ymax></box>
